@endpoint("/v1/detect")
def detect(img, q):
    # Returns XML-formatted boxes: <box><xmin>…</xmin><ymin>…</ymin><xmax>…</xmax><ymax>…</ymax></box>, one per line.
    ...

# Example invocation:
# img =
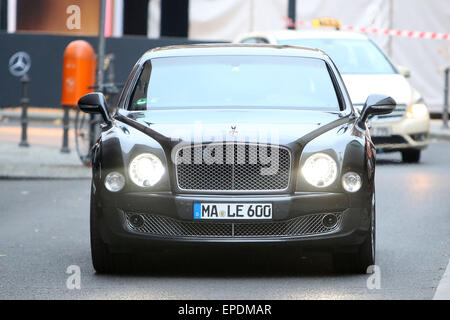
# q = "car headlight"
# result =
<box><xmin>129</xmin><ymin>153</ymin><xmax>165</xmax><ymax>187</ymax></box>
<box><xmin>301</xmin><ymin>153</ymin><xmax>338</xmax><ymax>188</ymax></box>
<box><xmin>104</xmin><ymin>172</ymin><xmax>125</xmax><ymax>192</ymax></box>
<box><xmin>342</xmin><ymin>172</ymin><xmax>362</xmax><ymax>193</ymax></box>
<box><xmin>406</xmin><ymin>103</ymin><xmax>429</xmax><ymax>119</ymax></box>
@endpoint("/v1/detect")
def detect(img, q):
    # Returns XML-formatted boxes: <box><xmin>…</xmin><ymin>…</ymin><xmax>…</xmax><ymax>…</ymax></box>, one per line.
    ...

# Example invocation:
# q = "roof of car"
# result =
<box><xmin>141</xmin><ymin>43</ymin><xmax>331</xmax><ymax>60</ymax></box>
<box><xmin>273</xmin><ymin>29</ymin><xmax>368</xmax><ymax>40</ymax></box>
<box><xmin>236</xmin><ymin>29</ymin><xmax>369</xmax><ymax>42</ymax></box>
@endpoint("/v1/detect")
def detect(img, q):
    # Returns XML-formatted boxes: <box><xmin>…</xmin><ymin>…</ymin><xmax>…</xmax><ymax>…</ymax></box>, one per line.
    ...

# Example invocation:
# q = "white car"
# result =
<box><xmin>235</xmin><ymin>30</ymin><xmax>430</xmax><ymax>163</ymax></box>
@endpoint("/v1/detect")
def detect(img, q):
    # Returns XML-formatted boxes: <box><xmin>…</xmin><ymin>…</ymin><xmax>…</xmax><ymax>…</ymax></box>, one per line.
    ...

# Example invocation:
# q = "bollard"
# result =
<box><xmin>443</xmin><ymin>67</ymin><xmax>449</xmax><ymax>129</ymax></box>
<box><xmin>60</xmin><ymin>106</ymin><xmax>70</xmax><ymax>153</ymax></box>
<box><xmin>19</xmin><ymin>74</ymin><xmax>30</xmax><ymax>147</ymax></box>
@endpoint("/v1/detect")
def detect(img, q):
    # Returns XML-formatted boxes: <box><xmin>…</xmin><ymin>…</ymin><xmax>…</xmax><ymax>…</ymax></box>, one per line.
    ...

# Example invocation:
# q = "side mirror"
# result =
<box><xmin>78</xmin><ymin>92</ymin><xmax>112</xmax><ymax>125</ymax></box>
<box><xmin>397</xmin><ymin>65</ymin><xmax>411</xmax><ymax>78</ymax></box>
<box><xmin>357</xmin><ymin>94</ymin><xmax>396</xmax><ymax>130</ymax></box>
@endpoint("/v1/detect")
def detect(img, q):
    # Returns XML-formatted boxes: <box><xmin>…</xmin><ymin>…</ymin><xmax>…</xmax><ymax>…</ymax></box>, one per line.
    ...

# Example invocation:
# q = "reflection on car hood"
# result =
<box><xmin>342</xmin><ymin>74</ymin><xmax>414</xmax><ymax>106</ymax></box>
<box><xmin>124</xmin><ymin>108</ymin><xmax>344</xmax><ymax>144</ymax></box>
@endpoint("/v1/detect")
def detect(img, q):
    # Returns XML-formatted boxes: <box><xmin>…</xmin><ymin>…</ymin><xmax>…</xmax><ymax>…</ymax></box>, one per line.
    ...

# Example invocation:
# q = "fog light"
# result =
<box><xmin>104</xmin><ymin>172</ymin><xmax>125</xmax><ymax>192</ymax></box>
<box><xmin>129</xmin><ymin>214</ymin><xmax>144</xmax><ymax>228</ymax></box>
<box><xmin>342</xmin><ymin>172</ymin><xmax>362</xmax><ymax>193</ymax></box>
<box><xmin>322</xmin><ymin>214</ymin><xmax>338</xmax><ymax>228</ymax></box>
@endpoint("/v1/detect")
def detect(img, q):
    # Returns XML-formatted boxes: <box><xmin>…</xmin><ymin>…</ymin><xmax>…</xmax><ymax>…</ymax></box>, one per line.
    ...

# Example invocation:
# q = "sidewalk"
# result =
<box><xmin>0</xmin><ymin>107</ymin><xmax>76</xmax><ymax>124</ymax></box>
<box><xmin>0</xmin><ymin>115</ymin><xmax>90</xmax><ymax>179</ymax></box>
<box><xmin>0</xmin><ymin>142</ymin><xmax>91</xmax><ymax>179</ymax></box>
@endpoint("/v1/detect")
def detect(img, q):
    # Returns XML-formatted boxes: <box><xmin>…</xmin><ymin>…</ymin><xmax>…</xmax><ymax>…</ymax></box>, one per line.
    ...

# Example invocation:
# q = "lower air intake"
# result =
<box><xmin>125</xmin><ymin>212</ymin><xmax>343</xmax><ymax>238</ymax></box>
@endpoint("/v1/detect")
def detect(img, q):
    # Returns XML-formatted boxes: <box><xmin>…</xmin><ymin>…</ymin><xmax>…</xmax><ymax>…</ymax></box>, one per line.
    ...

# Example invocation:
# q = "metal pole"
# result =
<box><xmin>443</xmin><ymin>67</ymin><xmax>449</xmax><ymax>129</ymax></box>
<box><xmin>97</xmin><ymin>0</ymin><xmax>106</xmax><ymax>92</ymax></box>
<box><xmin>387</xmin><ymin>0</ymin><xmax>394</xmax><ymax>57</ymax></box>
<box><xmin>19</xmin><ymin>74</ymin><xmax>30</xmax><ymax>147</ymax></box>
<box><xmin>89</xmin><ymin>0</ymin><xmax>107</xmax><ymax>155</ymax></box>
<box><xmin>288</xmin><ymin>0</ymin><xmax>296</xmax><ymax>30</ymax></box>
<box><xmin>60</xmin><ymin>106</ymin><xmax>70</xmax><ymax>153</ymax></box>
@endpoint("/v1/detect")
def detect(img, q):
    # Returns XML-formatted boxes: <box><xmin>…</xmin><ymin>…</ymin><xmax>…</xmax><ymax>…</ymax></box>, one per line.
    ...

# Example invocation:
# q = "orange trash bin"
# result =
<box><xmin>61</xmin><ymin>40</ymin><xmax>96</xmax><ymax>107</ymax></box>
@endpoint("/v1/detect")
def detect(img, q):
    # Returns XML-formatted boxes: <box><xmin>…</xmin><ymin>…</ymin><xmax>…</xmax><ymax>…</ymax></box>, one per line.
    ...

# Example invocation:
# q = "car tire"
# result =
<box><xmin>401</xmin><ymin>149</ymin><xmax>421</xmax><ymax>163</ymax></box>
<box><xmin>90</xmin><ymin>186</ymin><xmax>136</xmax><ymax>274</ymax></box>
<box><xmin>333</xmin><ymin>193</ymin><xmax>376</xmax><ymax>274</ymax></box>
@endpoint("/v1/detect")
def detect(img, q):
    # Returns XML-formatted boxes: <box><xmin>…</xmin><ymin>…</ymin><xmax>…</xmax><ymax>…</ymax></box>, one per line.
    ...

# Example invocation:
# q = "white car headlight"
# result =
<box><xmin>301</xmin><ymin>153</ymin><xmax>338</xmax><ymax>188</ymax></box>
<box><xmin>129</xmin><ymin>153</ymin><xmax>165</xmax><ymax>187</ymax></box>
<box><xmin>406</xmin><ymin>103</ymin><xmax>429</xmax><ymax>119</ymax></box>
<box><xmin>342</xmin><ymin>172</ymin><xmax>362</xmax><ymax>193</ymax></box>
<box><xmin>104</xmin><ymin>171</ymin><xmax>125</xmax><ymax>192</ymax></box>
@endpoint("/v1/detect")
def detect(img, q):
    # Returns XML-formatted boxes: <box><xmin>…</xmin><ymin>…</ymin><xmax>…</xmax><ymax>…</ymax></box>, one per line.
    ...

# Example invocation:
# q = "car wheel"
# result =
<box><xmin>333</xmin><ymin>193</ymin><xmax>376</xmax><ymax>274</ymax></box>
<box><xmin>90</xmin><ymin>185</ymin><xmax>136</xmax><ymax>274</ymax></box>
<box><xmin>401</xmin><ymin>149</ymin><xmax>421</xmax><ymax>163</ymax></box>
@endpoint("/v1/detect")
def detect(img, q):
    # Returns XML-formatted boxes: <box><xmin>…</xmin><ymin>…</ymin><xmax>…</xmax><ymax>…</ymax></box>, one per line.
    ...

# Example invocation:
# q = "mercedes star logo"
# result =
<box><xmin>9</xmin><ymin>51</ymin><xmax>31</xmax><ymax>77</ymax></box>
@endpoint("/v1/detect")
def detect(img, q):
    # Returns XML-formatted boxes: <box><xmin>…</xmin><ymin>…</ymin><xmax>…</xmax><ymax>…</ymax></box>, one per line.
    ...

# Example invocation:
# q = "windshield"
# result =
<box><xmin>128</xmin><ymin>55</ymin><xmax>340</xmax><ymax>110</ymax></box>
<box><xmin>279</xmin><ymin>38</ymin><xmax>396</xmax><ymax>75</ymax></box>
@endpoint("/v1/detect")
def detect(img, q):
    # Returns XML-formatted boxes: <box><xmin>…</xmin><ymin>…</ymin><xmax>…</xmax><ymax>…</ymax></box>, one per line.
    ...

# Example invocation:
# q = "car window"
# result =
<box><xmin>118</xmin><ymin>63</ymin><xmax>141</xmax><ymax>108</ymax></box>
<box><xmin>128</xmin><ymin>62</ymin><xmax>151</xmax><ymax>110</ymax></box>
<box><xmin>128</xmin><ymin>55</ymin><xmax>340</xmax><ymax>111</ymax></box>
<box><xmin>278</xmin><ymin>38</ymin><xmax>396</xmax><ymax>74</ymax></box>
<box><xmin>240</xmin><ymin>37</ymin><xmax>269</xmax><ymax>44</ymax></box>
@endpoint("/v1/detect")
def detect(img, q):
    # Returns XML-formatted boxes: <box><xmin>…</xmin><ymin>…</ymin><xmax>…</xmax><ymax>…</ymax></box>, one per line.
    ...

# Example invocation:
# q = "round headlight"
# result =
<box><xmin>301</xmin><ymin>153</ymin><xmax>338</xmax><ymax>188</ymax></box>
<box><xmin>342</xmin><ymin>172</ymin><xmax>362</xmax><ymax>193</ymax></box>
<box><xmin>104</xmin><ymin>172</ymin><xmax>125</xmax><ymax>192</ymax></box>
<box><xmin>129</xmin><ymin>153</ymin><xmax>165</xmax><ymax>187</ymax></box>
<box><xmin>406</xmin><ymin>103</ymin><xmax>429</xmax><ymax>119</ymax></box>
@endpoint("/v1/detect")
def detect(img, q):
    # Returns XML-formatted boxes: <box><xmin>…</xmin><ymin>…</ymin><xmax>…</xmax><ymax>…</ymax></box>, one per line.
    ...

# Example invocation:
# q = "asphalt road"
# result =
<box><xmin>0</xmin><ymin>141</ymin><xmax>449</xmax><ymax>300</ymax></box>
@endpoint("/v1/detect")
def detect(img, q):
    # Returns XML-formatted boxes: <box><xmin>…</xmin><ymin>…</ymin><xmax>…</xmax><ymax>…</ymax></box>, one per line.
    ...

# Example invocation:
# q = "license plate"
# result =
<box><xmin>193</xmin><ymin>203</ymin><xmax>272</xmax><ymax>220</ymax></box>
<box><xmin>370</xmin><ymin>126</ymin><xmax>392</xmax><ymax>137</ymax></box>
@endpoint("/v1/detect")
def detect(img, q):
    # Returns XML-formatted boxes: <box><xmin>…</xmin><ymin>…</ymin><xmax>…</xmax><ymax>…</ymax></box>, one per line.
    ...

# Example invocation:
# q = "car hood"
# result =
<box><xmin>121</xmin><ymin>108</ymin><xmax>345</xmax><ymax>145</ymax></box>
<box><xmin>342</xmin><ymin>74</ymin><xmax>415</xmax><ymax>106</ymax></box>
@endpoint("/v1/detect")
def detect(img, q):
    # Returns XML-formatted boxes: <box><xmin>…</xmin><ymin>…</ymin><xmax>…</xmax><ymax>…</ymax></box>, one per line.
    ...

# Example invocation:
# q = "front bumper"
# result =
<box><xmin>96</xmin><ymin>192</ymin><xmax>372</xmax><ymax>253</ymax></box>
<box><xmin>371</xmin><ymin>116</ymin><xmax>430</xmax><ymax>151</ymax></box>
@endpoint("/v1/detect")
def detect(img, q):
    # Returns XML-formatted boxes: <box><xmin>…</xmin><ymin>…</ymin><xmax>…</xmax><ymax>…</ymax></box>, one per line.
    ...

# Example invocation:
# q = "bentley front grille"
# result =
<box><xmin>175</xmin><ymin>143</ymin><xmax>291</xmax><ymax>192</ymax></box>
<box><xmin>125</xmin><ymin>213</ymin><xmax>343</xmax><ymax>238</ymax></box>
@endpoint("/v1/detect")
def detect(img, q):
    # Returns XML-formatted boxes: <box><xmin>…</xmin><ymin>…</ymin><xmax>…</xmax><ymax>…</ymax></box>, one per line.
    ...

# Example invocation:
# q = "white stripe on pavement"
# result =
<box><xmin>434</xmin><ymin>258</ymin><xmax>450</xmax><ymax>300</ymax></box>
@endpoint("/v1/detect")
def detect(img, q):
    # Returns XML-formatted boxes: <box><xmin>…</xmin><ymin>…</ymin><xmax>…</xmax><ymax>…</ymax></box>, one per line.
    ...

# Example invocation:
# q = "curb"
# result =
<box><xmin>0</xmin><ymin>109</ymin><xmax>77</xmax><ymax>123</ymax></box>
<box><xmin>429</xmin><ymin>132</ymin><xmax>450</xmax><ymax>141</ymax></box>
<box><xmin>434</xmin><ymin>258</ymin><xmax>450</xmax><ymax>300</ymax></box>
<box><xmin>0</xmin><ymin>175</ymin><xmax>91</xmax><ymax>180</ymax></box>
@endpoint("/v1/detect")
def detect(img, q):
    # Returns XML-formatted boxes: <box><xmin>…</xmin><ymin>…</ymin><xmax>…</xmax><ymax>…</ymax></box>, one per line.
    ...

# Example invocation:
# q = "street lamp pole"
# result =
<box><xmin>443</xmin><ymin>67</ymin><xmax>449</xmax><ymax>129</ymax></box>
<box><xmin>288</xmin><ymin>0</ymin><xmax>296</xmax><ymax>30</ymax></box>
<box><xmin>97</xmin><ymin>0</ymin><xmax>106</xmax><ymax>92</ymax></box>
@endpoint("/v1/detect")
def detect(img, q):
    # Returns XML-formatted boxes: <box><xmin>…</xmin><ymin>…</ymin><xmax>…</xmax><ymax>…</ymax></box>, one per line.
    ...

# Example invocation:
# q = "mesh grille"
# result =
<box><xmin>175</xmin><ymin>143</ymin><xmax>291</xmax><ymax>192</ymax></box>
<box><xmin>125</xmin><ymin>213</ymin><xmax>343</xmax><ymax>238</ymax></box>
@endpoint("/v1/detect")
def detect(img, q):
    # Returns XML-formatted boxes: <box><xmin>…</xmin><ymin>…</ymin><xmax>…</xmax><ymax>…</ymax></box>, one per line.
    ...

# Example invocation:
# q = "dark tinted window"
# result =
<box><xmin>128</xmin><ymin>55</ymin><xmax>339</xmax><ymax>110</ymax></box>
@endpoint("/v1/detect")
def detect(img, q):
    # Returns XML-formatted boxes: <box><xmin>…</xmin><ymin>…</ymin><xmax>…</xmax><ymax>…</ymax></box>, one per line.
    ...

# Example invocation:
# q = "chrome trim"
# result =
<box><xmin>174</xmin><ymin>142</ymin><xmax>292</xmax><ymax>193</ymax></box>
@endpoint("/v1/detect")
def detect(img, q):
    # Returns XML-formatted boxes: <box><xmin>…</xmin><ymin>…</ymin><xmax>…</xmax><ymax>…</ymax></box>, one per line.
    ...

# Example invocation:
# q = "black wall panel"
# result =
<box><xmin>0</xmin><ymin>33</ymin><xmax>212</xmax><ymax>108</ymax></box>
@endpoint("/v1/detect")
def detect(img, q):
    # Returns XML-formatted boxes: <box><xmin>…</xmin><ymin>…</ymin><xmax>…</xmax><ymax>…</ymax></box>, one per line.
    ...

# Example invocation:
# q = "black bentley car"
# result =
<box><xmin>78</xmin><ymin>44</ymin><xmax>395</xmax><ymax>273</ymax></box>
